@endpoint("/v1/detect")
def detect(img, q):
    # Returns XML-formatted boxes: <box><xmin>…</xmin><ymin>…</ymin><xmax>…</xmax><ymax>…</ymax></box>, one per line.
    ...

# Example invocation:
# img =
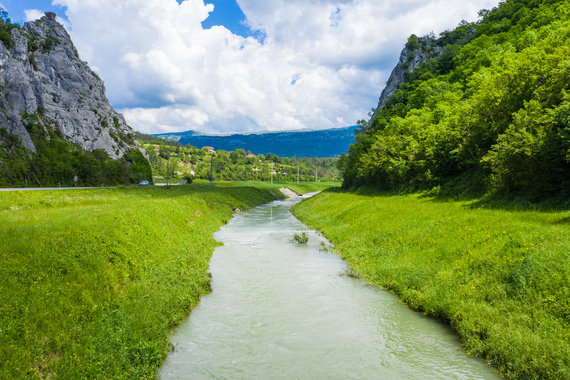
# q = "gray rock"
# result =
<box><xmin>0</xmin><ymin>13</ymin><xmax>145</xmax><ymax>159</ymax></box>
<box><xmin>368</xmin><ymin>35</ymin><xmax>443</xmax><ymax>127</ymax></box>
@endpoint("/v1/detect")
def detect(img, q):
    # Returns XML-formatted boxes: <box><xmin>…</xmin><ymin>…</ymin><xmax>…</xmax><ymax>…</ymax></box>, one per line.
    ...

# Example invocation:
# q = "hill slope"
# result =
<box><xmin>341</xmin><ymin>0</ymin><xmax>570</xmax><ymax>202</ymax></box>
<box><xmin>155</xmin><ymin>125</ymin><xmax>357</xmax><ymax>158</ymax></box>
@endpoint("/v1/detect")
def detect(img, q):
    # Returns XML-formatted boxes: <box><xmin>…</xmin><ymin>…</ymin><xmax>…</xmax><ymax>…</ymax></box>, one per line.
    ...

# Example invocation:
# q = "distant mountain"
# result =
<box><xmin>154</xmin><ymin>126</ymin><xmax>357</xmax><ymax>157</ymax></box>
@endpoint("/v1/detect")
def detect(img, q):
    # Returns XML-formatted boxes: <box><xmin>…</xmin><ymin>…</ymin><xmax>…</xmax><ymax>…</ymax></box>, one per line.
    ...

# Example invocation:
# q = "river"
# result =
<box><xmin>158</xmin><ymin>194</ymin><xmax>500</xmax><ymax>379</ymax></box>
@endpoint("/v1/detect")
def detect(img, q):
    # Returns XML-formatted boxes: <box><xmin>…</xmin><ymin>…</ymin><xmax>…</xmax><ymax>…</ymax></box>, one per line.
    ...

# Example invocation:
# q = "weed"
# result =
<box><xmin>292</xmin><ymin>230</ymin><xmax>309</xmax><ymax>244</ymax></box>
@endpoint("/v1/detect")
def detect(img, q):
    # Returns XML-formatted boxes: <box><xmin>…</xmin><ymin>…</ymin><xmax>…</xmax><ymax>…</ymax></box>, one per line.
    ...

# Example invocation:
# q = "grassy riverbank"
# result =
<box><xmin>292</xmin><ymin>189</ymin><xmax>570</xmax><ymax>379</ymax></box>
<box><xmin>0</xmin><ymin>182</ymin><xmax>330</xmax><ymax>379</ymax></box>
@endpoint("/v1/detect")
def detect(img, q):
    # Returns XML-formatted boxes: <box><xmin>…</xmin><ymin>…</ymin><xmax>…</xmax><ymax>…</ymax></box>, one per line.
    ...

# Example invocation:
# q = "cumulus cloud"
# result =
<box><xmin>24</xmin><ymin>9</ymin><xmax>44</xmax><ymax>22</ymax></box>
<box><xmin>52</xmin><ymin>0</ymin><xmax>499</xmax><ymax>134</ymax></box>
<box><xmin>24</xmin><ymin>7</ymin><xmax>71</xmax><ymax>29</ymax></box>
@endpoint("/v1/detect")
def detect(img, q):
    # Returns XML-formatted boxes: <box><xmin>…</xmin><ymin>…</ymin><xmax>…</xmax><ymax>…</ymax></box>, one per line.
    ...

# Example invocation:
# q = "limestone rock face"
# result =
<box><xmin>368</xmin><ymin>36</ymin><xmax>443</xmax><ymax>126</ymax></box>
<box><xmin>0</xmin><ymin>13</ymin><xmax>141</xmax><ymax>159</ymax></box>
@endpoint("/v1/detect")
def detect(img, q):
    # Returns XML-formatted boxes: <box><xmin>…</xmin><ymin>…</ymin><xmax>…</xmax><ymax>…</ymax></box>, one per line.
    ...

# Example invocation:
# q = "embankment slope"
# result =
<box><xmin>293</xmin><ymin>190</ymin><xmax>570</xmax><ymax>380</ymax></box>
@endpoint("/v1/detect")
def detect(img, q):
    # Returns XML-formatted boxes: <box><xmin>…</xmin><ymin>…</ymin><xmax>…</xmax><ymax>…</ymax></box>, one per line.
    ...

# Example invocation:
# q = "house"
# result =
<box><xmin>203</xmin><ymin>146</ymin><xmax>215</xmax><ymax>153</ymax></box>
<box><xmin>246</xmin><ymin>154</ymin><xmax>256</xmax><ymax>158</ymax></box>
<box><xmin>252</xmin><ymin>167</ymin><xmax>260</xmax><ymax>172</ymax></box>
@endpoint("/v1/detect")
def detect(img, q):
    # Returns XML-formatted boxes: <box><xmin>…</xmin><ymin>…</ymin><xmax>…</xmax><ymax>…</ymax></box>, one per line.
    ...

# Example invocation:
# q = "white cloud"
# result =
<box><xmin>24</xmin><ymin>9</ymin><xmax>44</xmax><ymax>22</ymax></box>
<box><xmin>24</xmin><ymin>8</ymin><xmax>71</xmax><ymax>29</ymax></box>
<box><xmin>52</xmin><ymin>0</ymin><xmax>500</xmax><ymax>134</ymax></box>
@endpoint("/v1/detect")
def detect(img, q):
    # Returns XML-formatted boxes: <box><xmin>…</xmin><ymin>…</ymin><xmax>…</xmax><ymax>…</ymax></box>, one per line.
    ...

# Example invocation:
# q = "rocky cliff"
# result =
<box><xmin>0</xmin><ymin>12</ymin><xmax>140</xmax><ymax>159</ymax></box>
<box><xmin>368</xmin><ymin>35</ymin><xmax>443</xmax><ymax>126</ymax></box>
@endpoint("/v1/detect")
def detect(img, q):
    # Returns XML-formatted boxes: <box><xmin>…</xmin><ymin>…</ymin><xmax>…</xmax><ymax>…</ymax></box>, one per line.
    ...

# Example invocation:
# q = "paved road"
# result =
<box><xmin>0</xmin><ymin>187</ymin><xmax>100</xmax><ymax>192</ymax></box>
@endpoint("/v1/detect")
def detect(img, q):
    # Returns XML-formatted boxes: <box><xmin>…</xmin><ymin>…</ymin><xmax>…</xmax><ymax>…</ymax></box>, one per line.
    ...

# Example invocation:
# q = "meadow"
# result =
<box><xmin>0</xmin><ymin>182</ymin><xmax>332</xmax><ymax>379</ymax></box>
<box><xmin>292</xmin><ymin>189</ymin><xmax>570</xmax><ymax>380</ymax></box>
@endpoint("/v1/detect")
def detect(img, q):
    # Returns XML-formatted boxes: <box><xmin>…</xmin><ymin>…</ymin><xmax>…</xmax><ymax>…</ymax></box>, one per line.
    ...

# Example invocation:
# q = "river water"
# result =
<box><xmin>158</xmin><ymin>194</ymin><xmax>499</xmax><ymax>379</ymax></box>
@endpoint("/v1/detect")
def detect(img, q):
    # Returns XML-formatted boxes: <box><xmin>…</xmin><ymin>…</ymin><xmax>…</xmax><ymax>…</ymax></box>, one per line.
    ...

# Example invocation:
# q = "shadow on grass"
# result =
<box><xmin>325</xmin><ymin>185</ymin><xmax>570</xmax><ymax>214</ymax></box>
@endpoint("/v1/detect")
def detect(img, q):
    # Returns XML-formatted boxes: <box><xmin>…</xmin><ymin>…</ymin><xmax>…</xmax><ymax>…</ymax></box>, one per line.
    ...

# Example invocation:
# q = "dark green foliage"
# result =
<box><xmin>0</xmin><ymin>8</ymin><xmax>20</xmax><ymax>49</ymax></box>
<box><xmin>40</xmin><ymin>35</ymin><xmax>59</xmax><ymax>53</ymax></box>
<box><xmin>27</xmin><ymin>34</ymin><xmax>39</xmax><ymax>52</ymax></box>
<box><xmin>405</xmin><ymin>34</ymin><xmax>419</xmax><ymax>50</ymax></box>
<box><xmin>343</xmin><ymin>0</ymin><xmax>570</xmax><ymax>202</ymax></box>
<box><xmin>0</xmin><ymin>113</ymin><xmax>152</xmax><ymax>188</ymax></box>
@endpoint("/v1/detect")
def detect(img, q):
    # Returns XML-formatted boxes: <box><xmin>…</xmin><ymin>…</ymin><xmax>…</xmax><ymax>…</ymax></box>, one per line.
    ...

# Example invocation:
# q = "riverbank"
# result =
<box><xmin>292</xmin><ymin>189</ymin><xmax>570</xmax><ymax>380</ymax></box>
<box><xmin>0</xmin><ymin>182</ymin><xmax>333</xmax><ymax>378</ymax></box>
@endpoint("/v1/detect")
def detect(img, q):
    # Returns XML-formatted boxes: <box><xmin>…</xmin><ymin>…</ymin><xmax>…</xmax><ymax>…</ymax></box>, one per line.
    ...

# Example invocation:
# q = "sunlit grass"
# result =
<box><xmin>0</xmin><ymin>184</ymin><xmax>280</xmax><ymax>378</ymax></box>
<box><xmin>292</xmin><ymin>189</ymin><xmax>570</xmax><ymax>380</ymax></box>
<box><xmin>194</xmin><ymin>179</ymin><xmax>339</xmax><ymax>193</ymax></box>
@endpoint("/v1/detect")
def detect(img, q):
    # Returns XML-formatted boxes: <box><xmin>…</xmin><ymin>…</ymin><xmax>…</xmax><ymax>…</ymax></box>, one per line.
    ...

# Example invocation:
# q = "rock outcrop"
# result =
<box><xmin>368</xmin><ymin>35</ymin><xmax>443</xmax><ymax>126</ymax></box>
<box><xmin>0</xmin><ymin>12</ymin><xmax>141</xmax><ymax>159</ymax></box>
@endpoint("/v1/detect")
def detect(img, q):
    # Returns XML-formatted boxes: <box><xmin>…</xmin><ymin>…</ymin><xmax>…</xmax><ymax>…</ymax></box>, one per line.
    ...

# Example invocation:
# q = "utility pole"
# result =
<box><xmin>166</xmin><ymin>158</ymin><xmax>170</xmax><ymax>187</ymax></box>
<box><xmin>210</xmin><ymin>154</ymin><xmax>214</xmax><ymax>185</ymax></box>
<box><xmin>271</xmin><ymin>161</ymin><xmax>273</xmax><ymax>185</ymax></box>
<box><xmin>315</xmin><ymin>166</ymin><xmax>318</xmax><ymax>183</ymax></box>
<box><xmin>297</xmin><ymin>164</ymin><xmax>299</xmax><ymax>184</ymax></box>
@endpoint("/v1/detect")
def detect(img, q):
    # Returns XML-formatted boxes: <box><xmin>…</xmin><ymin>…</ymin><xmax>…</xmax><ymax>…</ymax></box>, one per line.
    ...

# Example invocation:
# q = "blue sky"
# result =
<box><xmin>6</xmin><ymin>0</ymin><xmax>255</xmax><ymax>37</ymax></box>
<box><xmin>1</xmin><ymin>0</ymin><xmax>65</xmax><ymax>24</ymax></box>
<box><xmin>2</xmin><ymin>0</ymin><xmax>501</xmax><ymax>134</ymax></box>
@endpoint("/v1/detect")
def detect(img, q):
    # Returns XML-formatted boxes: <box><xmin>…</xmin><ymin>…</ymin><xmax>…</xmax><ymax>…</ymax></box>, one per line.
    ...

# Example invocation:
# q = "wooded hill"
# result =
<box><xmin>136</xmin><ymin>134</ymin><xmax>341</xmax><ymax>183</ymax></box>
<box><xmin>340</xmin><ymin>0</ymin><xmax>570</xmax><ymax>202</ymax></box>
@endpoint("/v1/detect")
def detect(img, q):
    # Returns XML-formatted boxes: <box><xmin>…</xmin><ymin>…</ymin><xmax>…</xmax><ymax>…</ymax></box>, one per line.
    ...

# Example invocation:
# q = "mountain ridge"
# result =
<box><xmin>154</xmin><ymin>125</ymin><xmax>357</xmax><ymax>158</ymax></box>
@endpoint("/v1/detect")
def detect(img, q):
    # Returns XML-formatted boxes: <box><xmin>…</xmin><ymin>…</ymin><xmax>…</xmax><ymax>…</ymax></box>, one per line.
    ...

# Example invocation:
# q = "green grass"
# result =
<box><xmin>194</xmin><ymin>179</ymin><xmax>339</xmax><ymax>195</ymax></box>
<box><xmin>0</xmin><ymin>184</ymin><xmax>279</xmax><ymax>379</ymax></box>
<box><xmin>292</xmin><ymin>189</ymin><xmax>570</xmax><ymax>380</ymax></box>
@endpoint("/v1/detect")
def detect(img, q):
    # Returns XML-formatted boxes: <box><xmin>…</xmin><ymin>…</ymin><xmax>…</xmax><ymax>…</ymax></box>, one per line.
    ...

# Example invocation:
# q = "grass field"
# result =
<box><xmin>292</xmin><ymin>189</ymin><xmax>570</xmax><ymax>380</ymax></box>
<box><xmin>0</xmin><ymin>182</ymin><xmax>333</xmax><ymax>379</ymax></box>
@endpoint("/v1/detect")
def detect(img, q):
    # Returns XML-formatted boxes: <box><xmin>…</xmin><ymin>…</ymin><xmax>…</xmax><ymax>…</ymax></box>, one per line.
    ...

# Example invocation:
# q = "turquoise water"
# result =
<box><xmin>158</xmin><ymin>194</ymin><xmax>500</xmax><ymax>379</ymax></box>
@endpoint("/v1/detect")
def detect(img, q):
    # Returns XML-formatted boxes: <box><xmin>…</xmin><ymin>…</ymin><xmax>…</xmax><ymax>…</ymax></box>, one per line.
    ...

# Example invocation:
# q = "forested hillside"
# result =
<box><xmin>341</xmin><ymin>0</ymin><xmax>570</xmax><ymax>202</ymax></box>
<box><xmin>136</xmin><ymin>135</ymin><xmax>341</xmax><ymax>183</ymax></box>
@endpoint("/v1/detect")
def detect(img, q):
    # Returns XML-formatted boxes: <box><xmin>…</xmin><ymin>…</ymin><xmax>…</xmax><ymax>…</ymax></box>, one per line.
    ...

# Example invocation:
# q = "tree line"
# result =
<box><xmin>138</xmin><ymin>138</ymin><xmax>341</xmax><ymax>183</ymax></box>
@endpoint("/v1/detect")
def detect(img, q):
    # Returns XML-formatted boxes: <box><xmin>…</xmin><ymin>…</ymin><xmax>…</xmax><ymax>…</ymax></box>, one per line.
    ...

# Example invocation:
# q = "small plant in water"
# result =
<box><xmin>292</xmin><ymin>230</ymin><xmax>309</xmax><ymax>244</ymax></box>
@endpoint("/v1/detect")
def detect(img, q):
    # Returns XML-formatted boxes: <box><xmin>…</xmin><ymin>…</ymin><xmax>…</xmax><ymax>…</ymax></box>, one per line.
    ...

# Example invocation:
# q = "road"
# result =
<box><xmin>0</xmin><ymin>187</ymin><xmax>100</xmax><ymax>192</ymax></box>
